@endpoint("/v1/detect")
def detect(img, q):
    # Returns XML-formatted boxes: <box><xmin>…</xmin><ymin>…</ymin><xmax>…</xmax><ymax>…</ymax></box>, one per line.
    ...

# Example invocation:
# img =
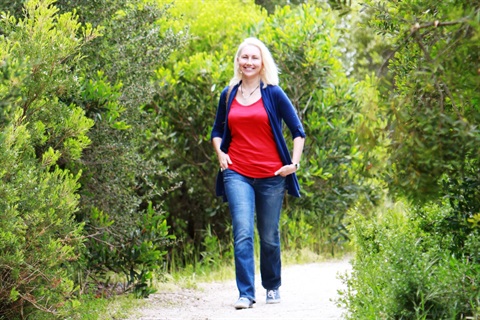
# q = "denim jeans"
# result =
<box><xmin>223</xmin><ymin>169</ymin><xmax>286</xmax><ymax>302</ymax></box>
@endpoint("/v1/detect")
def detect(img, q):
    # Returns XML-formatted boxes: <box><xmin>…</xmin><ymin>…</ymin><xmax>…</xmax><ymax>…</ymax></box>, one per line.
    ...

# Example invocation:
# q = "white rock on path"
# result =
<box><xmin>126</xmin><ymin>257</ymin><xmax>352</xmax><ymax>320</ymax></box>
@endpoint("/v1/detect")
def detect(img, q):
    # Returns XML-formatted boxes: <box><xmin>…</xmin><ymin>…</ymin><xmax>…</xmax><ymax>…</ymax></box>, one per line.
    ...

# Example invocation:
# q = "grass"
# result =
<box><xmin>156</xmin><ymin>247</ymin><xmax>350</xmax><ymax>288</ymax></box>
<box><xmin>28</xmin><ymin>292</ymin><xmax>144</xmax><ymax>320</ymax></box>
<box><xmin>68</xmin><ymin>294</ymin><xmax>144</xmax><ymax>320</ymax></box>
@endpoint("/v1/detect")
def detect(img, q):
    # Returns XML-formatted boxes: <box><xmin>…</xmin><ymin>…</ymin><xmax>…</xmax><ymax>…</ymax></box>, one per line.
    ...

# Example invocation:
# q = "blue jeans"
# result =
<box><xmin>223</xmin><ymin>169</ymin><xmax>286</xmax><ymax>302</ymax></box>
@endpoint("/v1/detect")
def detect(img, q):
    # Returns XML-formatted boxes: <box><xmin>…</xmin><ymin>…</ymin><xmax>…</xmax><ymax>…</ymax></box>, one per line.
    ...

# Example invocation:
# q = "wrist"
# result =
<box><xmin>292</xmin><ymin>163</ymin><xmax>300</xmax><ymax>170</ymax></box>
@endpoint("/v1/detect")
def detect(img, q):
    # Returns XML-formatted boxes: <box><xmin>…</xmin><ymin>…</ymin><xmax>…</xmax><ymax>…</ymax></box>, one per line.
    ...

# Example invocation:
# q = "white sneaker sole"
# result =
<box><xmin>266</xmin><ymin>299</ymin><xmax>281</xmax><ymax>304</ymax></box>
<box><xmin>234</xmin><ymin>298</ymin><xmax>253</xmax><ymax>309</ymax></box>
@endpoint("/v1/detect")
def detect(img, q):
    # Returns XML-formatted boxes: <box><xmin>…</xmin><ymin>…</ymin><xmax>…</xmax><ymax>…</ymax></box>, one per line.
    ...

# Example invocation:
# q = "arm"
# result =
<box><xmin>274</xmin><ymin>136</ymin><xmax>305</xmax><ymax>177</ymax></box>
<box><xmin>275</xmin><ymin>86</ymin><xmax>306</xmax><ymax>140</ymax></box>
<box><xmin>211</xmin><ymin>87</ymin><xmax>230</xmax><ymax>141</ymax></box>
<box><xmin>212</xmin><ymin>137</ymin><xmax>232</xmax><ymax>171</ymax></box>
<box><xmin>211</xmin><ymin>87</ymin><xmax>233</xmax><ymax>171</ymax></box>
<box><xmin>291</xmin><ymin>135</ymin><xmax>305</xmax><ymax>166</ymax></box>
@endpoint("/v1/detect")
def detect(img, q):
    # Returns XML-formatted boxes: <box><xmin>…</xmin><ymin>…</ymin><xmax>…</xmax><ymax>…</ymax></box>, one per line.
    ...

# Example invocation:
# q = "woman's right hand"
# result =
<box><xmin>218</xmin><ymin>152</ymin><xmax>232</xmax><ymax>172</ymax></box>
<box><xmin>212</xmin><ymin>137</ymin><xmax>232</xmax><ymax>171</ymax></box>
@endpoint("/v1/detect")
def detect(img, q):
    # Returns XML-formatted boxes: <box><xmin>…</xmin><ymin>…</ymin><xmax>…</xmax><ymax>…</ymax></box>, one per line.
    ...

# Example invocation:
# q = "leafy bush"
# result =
<box><xmin>0</xmin><ymin>1</ymin><xmax>97</xmax><ymax>317</ymax></box>
<box><xmin>0</xmin><ymin>116</ymin><xmax>83</xmax><ymax>318</ymax></box>
<box><xmin>358</xmin><ymin>0</ymin><xmax>480</xmax><ymax>203</ymax></box>
<box><xmin>341</xmin><ymin>202</ymin><xmax>480</xmax><ymax>319</ymax></box>
<box><xmin>53</xmin><ymin>0</ymin><xmax>185</xmax><ymax>296</ymax></box>
<box><xmin>340</xmin><ymin>1</ymin><xmax>480</xmax><ymax>317</ymax></box>
<box><xmin>85</xmin><ymin>203</ymin><xmax>174</xmax><ymax>298</ymax></box>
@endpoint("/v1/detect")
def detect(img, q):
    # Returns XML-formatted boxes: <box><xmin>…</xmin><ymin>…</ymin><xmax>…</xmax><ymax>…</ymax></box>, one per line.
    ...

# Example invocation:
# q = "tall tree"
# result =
<box><xmin>362</xmin><ymin>0</ymin><xmax>480</xmax><ymax>204</ymax></box>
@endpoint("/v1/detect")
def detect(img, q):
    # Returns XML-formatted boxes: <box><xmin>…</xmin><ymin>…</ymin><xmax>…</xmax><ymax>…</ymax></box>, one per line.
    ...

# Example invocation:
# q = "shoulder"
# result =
<box><xmin>221</xmin><ymin>85</ymin><xmax>230</xmax><ymax>95</ymax></box>
<box><xmin>221</xmin><ymin>83</ymin><xmax>240</xmax><ymax>96</ymax></box>
<box><xmin>263</xmin><ymin>84</ymin><xmax>287</xmax><ymax>96</ymax></box>
<box><xmin>219</xmin><ymin>85</ymin><xmax>232</xmax><ymax>103</ymax></box>
<box><xmin>263</xmin><ymin>85</ymin><xmax>290</xmax><ymax>103</ymax></box>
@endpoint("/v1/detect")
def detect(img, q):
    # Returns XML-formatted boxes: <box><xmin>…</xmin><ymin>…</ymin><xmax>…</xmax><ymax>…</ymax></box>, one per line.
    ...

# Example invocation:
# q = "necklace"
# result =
<box><xmin>240</xmin><ymin>83</ymin><xmax>260</xmax><ymax>99</ymax></box>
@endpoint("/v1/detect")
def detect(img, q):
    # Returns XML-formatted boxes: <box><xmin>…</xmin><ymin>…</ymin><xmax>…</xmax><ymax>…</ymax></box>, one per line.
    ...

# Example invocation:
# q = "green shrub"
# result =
<box><xmin>0</xmin><ymin>0</ymin><xmax>97</xmax><ymax>317</ymax></box>
<box><xmin>341</xmin><ymin>201</ymin><xmax>480</xmax><ymax>319</ymax></box>
<box><xmin>52</xmin><ymin>0</ymin><xmax>184</xmax><ymax>297</ymax></box>
<box><xmin>340</xmin><ymin>1</ymin><xmax>480</xmax><ymax>317</ymax></box>
<box><xmin>0</xmin><ymin>112</ymin><xmax>84</xmax><ymax>318</ymax></box>
<box><xmin>85</xmin><ymin>202</ymin><xmax>174</xmax><ymax>298</ymax></box>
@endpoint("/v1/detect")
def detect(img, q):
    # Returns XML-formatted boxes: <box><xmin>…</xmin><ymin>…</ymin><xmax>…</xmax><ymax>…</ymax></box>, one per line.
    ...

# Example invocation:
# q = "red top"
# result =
<box><xmin>227</xmin><ymin>97</ymin><xmax>283</xmax><ymax>178</ymax></box>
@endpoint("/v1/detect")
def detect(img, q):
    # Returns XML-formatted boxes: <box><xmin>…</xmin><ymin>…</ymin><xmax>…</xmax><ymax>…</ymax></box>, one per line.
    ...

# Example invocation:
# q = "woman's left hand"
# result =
<box><xmin>274</xmin><ymin>164</ymin><xmax>297</xmax><ymax>177</ymax></box>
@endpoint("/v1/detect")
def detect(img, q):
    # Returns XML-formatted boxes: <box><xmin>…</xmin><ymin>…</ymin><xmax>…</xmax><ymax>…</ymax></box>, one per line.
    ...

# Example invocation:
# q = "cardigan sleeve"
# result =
<box><xmin>210</xmin><ymin>86</ymin><xmax>229</xmax><ymax>140</ymax></box>
<box><xmin>274</xmin><ymin>86</ymin><xmax>306</xmax><ymax>139</ymax></box>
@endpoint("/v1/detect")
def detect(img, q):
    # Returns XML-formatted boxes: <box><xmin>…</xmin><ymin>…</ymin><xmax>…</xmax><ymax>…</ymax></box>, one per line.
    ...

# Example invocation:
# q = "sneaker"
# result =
<box><xmin>266</xmin><ymin>289</ymin><xmax>281</xmax><ymax>304</ymax></box>
<box><xmin>234</xmin><ymin>297</ymin><xmax>253</xmax><ymax>309</ymax></box>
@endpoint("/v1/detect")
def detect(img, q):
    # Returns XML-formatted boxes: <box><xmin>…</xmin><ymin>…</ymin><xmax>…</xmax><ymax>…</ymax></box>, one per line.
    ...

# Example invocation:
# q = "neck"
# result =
<box><xmin>241</xmin><ymin>78</ymin><xmax>260</xmax><ymax>89</ymax></box>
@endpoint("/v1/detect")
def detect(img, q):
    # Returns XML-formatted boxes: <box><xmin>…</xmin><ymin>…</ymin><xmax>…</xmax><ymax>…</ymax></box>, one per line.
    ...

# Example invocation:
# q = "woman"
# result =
<box><xmin>211</xmin><ymin>37</ymin><xmax>306</xmax><ymax>309</ymax></box>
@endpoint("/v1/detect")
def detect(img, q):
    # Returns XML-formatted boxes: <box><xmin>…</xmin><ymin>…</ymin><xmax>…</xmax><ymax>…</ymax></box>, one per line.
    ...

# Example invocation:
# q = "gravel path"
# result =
<box><xmin>126</xmin><ymin>257</ymin><xmax>352</xmax><ymax>320</ymax></box>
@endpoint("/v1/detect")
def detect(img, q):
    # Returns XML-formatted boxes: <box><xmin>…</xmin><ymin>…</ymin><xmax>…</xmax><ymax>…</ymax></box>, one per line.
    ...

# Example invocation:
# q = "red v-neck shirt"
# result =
<box><xmin>227</xmin><ymin>97</ymin><xmax>282</xmax><ymax>178</ymax></box>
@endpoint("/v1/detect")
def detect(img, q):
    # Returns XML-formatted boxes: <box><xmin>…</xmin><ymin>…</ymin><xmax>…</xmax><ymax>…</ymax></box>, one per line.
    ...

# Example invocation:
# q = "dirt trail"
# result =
<box><xmin>125</xmin><ymin>257</ymin><xmax>352</xmax><ymax>320</ymax></box>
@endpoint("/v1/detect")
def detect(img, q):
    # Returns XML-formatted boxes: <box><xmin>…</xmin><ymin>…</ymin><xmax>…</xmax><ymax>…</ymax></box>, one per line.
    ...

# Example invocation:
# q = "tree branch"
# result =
<box><xmin>410</xmin><ymin>19</ymin><xmax>466</xmax><ymax>32</ymax></box>
<box><xmin>377</xmin><ymin>18</ymin><xmax>467</xmax><ymax>77</ymax></box>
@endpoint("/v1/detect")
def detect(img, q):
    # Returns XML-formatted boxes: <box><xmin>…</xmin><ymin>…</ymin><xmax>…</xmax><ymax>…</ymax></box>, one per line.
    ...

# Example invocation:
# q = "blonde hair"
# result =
<box><xmin>229</xmin><ymin>37</ymin><xmax>279</xmax><ymax>88</ymax></box>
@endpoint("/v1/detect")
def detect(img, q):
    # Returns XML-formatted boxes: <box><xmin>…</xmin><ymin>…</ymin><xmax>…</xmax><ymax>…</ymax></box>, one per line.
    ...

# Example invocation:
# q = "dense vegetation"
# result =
<box><xmin>338</xmin><ymin>0</ymin><xmax>480</xmax><ymax>318</ymax></box>
<box><xmin>0</xmin><ymin>0</ymin><xmax>478</xmax><ymax>319</ymax></box>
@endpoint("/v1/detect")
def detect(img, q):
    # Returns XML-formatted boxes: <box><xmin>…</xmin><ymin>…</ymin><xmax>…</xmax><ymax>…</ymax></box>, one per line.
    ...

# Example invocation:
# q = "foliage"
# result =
<box><xmin>255</xmin><ymin>0</ymin><xmax>305</xmax><ymax>14</ymax></box>
<box><xmin>0</xmin><ymin>117</ymin><xmax>83</xmax><ymax>318</ymax></box>
<box><xmin>335</xmin><ymin>2</ymin><xmax>393</xmax><ymax>81</ymax></box>
<box><xmin>341</xmin><ymin>0</ymin><xmax>480</xmax><ymax>317</ymax></box>
<box><xmin>360</xmin><ymin>0</ymin><xmax>479</xmax><ymax>291</ymax></box>
<box><xmin>261</xmin><ymin>4</ymin><xmax>378</xmax><ymax>251</ymax></box>
<box><xmin>341</xmin><ymin>201</ymin><xmax>480</xmax><ymax>319</ymax></box>
<box><xmin>85</xmin><ymin>203</ymin><xmax>174</xmax><ymax>298</ymax></box>
<box><xmin>0</xmin><ymin>0</ymin><xmax>182</xmax><ymax>316</ymax></box>
<box><xmin>31</xmin><ymin>293</ymin><xmax>144</xmax><ymax>320</ymax></box>
<box><xmin>60</xmin><ymin>0</ymin><xmax>183</xmax><ymax>107</ymax></box>
<box><xmin>0</xmin><ymin>0</ymin><xmax>98</xmax><ymax>317</ymax></box>
<box><xmin>358</xmin><ymin>0</ymin><xmax>480</xmax><ymax>203</ymax></box>
<box><xmin>0</xmin><ymin>1</ymin><xmax>27</xmax><ymax>20</ymax></box>
<box><xmin>53</xmin><ymin>0</ymin><xmax>185</xmax><ymax>298</ymax></box>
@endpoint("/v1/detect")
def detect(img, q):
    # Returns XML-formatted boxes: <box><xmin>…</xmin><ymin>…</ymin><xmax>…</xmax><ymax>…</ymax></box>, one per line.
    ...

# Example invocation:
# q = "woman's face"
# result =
<box><xmin>237</xmin><ymin>44</ymin><xmax>263</xmax><ymax>79</ymax></box>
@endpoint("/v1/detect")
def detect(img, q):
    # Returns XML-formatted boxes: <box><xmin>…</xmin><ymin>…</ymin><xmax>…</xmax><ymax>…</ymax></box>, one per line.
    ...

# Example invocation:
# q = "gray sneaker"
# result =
<box><xmin>266</xmin><ymin>289</ymin><xmax>281</xmax><ymax>304</ymax></box>
<box><xmin>234</xmin><ymin>297</ymin><xmax>253</xmax><ymax>309</ymax></box>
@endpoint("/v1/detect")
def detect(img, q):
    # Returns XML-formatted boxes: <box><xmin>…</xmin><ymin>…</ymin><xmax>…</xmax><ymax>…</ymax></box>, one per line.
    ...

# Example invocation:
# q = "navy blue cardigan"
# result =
<box><xmin>211</xmin><ymin>82</ymin><xmax>306</xmax><ymax>201</ymax></box>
